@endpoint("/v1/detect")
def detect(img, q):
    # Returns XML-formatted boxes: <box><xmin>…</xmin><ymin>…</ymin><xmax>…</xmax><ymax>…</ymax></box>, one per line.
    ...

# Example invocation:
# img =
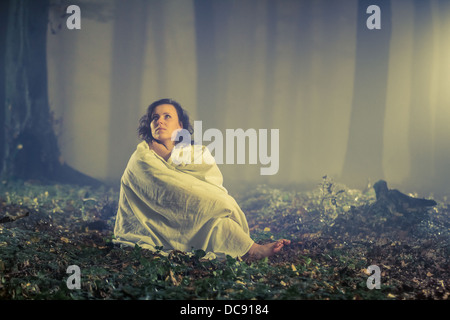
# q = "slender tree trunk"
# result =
<box><xmin>1</xmin><ymin>0</ymin><xmax>100</xmax><ymax>186</ymax></box>
<box><xmin>341</xmin><ymin>0</ymin><xmax>392</xmax><ymax>188</ymax></box>
<box><xmin>406</xmin><ymin>0</ymin><xmax>434</xmax><ymax>191</ymax></box>
<box><xmin>107</xmin><ymin>0</ymin><xmax>148</xmax><ymax>179</ymax></box>
<box><xmin>194</xmin><ymin>0</ymin><xmax>228</xmax><ymax>130</ymax></box>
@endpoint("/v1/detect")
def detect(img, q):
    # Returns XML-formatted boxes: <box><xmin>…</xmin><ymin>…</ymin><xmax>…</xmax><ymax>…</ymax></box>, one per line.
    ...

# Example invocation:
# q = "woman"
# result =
<box><xmin>114</xmin><ymin>98</ymin><xmax>289</xmax><ymax>259</ymax></box>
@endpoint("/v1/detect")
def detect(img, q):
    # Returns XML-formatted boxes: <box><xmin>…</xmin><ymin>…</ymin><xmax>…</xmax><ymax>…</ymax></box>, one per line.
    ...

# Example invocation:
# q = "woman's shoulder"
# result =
<box><xmin>134</xmin><ymin>140</ymin><xmax>163</xmax><ymax>163</ymax></box>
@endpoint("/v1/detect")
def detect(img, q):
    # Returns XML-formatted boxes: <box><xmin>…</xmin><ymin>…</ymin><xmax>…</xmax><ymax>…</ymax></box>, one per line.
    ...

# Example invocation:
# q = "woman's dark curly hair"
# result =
<box><xmin>138</xmin><ymin>98</ymin><xmax>193</xmax><ymax>143</ymax></box>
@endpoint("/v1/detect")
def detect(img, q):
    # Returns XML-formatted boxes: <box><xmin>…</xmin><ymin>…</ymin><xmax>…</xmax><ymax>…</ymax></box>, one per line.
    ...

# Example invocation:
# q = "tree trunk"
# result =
<box><xmin>406</xmin><ymin>0</ymin><xmax>434</xmax><ymax>191</ymax></box>
<box><xmin>0</xmin><ymin>0</ymin><xmax>9</xmax><ymax>171</ymax></box>
<box><xmin>433</xmin><ymin>0</ymin><xmax>450</xmax><ymax>195</ymax></box>
<box><xmin>107</xmin><ymin>0</ymin><xmax>148</xmax><ymax>180</ymax></box>
<box><xmin>1</xmin><ymin>0</ymin><xmax>100</xmax><ymax>186</ymax></box>
<box><xmin>341</xmin><ymin>0</ymin><xmax>392</xmax><ymax>188</ymax></box>
<box><xmin>193</xmin><ymin>0</ymin><xmax>230</xmax><ymax>130</ymax></box>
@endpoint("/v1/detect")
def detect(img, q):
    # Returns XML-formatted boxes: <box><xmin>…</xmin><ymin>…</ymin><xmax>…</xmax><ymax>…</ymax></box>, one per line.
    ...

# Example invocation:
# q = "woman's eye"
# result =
<box><xmin>165</xmin><ymin>114</ymin><xmax>171</xmax><ymax>119</ymax></box>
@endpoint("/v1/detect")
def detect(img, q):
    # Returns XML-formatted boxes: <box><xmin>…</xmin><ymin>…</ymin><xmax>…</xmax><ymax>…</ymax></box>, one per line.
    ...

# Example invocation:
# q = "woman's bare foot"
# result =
<box><xmin>244</xmin><ymin>239</ymin><xmax>291</xmax><ymax>260</ymax></box>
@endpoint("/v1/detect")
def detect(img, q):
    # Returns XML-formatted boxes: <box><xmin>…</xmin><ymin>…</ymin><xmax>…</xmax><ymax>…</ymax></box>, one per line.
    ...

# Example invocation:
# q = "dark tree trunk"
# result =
<box><xmin>0</xmin><ymin>0</ymin><xmax>9</xmax><ymax>170</ymax></box>
<box><xmin>1</xmin><ymin>0</ymin><xmax>100</xmax><ymax>186</ymax></box>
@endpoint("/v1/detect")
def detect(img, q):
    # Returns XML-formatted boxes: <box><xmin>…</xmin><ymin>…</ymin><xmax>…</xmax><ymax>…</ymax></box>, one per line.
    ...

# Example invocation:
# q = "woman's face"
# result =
<box><xmin>150</xmin><ymin>104</ymin><xmax>183</xmax><ymax>144</ymax></box>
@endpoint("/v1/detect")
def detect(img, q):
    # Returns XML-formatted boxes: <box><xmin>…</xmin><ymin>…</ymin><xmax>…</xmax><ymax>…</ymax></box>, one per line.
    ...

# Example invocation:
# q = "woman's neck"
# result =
<box><xmin>161</xmin><ymin>140</ymin><xmax>176</xmax><ymax>152</ymax></box>
<box><xmin>149</xmin><ymin>139</ymin><xmax>174</xmax><ymax>161</ymax></box>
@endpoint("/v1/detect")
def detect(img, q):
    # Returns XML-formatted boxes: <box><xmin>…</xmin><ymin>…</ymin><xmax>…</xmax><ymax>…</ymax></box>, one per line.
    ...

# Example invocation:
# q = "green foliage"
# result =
<box><xmin>0</xmin><ymin>178</ymin><xmax>448</xmax><ymax>300</ymax></box>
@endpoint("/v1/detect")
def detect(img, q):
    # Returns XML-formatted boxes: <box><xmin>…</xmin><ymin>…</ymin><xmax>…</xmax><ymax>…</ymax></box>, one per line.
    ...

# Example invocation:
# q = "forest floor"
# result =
<box><xmin>0</xmin><ymin>177</ymin><xmax>448</xmax><ymax>300</ymax></box>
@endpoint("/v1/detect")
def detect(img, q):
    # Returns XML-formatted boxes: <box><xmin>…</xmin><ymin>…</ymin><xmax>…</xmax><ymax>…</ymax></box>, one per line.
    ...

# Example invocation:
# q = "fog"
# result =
<box><xmin>47</xmin><ymin>0</ymin><xmax>450</xmax><ymax>197</ymax></box>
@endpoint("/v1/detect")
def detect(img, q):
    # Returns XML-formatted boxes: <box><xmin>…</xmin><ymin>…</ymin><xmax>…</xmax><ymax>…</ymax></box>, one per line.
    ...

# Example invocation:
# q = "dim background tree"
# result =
<box><xmin>341</xmin><ymin>0</ymin><xmax>392</xmax><ymax>187</ymax></box>
<box><xmin>407</xmin><ymin>0</ymin><xmax>434</xmax><ymax>191</ymax></box>
<box><xmin>0</xmin><ymin>0</ymin><xmax>99</xmax><ymax>186</ymax></box>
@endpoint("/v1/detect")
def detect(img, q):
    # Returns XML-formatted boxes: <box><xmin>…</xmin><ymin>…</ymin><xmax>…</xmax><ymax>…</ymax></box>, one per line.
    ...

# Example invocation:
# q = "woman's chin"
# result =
<box><xmin>153</xmin><ymin>133</ymin><xmax>168</xmax><ymax>141</ymax></box>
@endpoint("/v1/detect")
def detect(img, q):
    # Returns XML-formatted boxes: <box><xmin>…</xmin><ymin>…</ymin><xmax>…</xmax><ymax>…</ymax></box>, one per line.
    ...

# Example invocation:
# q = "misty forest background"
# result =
<box><xmin>2</xmin><ymin>0</ymin><xmax>450</xmax><ymax>195</ymax></box>
<box><xmin>0</xmin><ymin>0</ymin><xmax>449</xmax><ymax>301</ymax></box>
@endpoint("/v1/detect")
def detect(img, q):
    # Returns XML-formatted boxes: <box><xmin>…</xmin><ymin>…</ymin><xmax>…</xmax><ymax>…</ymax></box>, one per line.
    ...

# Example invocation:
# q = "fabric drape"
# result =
<box><xmin>113</xmin><ymin>141</ymin><xmax>254</xmax><ymax>259</ymax></box>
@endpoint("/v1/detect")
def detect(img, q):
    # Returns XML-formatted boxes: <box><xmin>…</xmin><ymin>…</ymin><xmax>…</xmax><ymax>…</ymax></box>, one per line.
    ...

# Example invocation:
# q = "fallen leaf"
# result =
<box><xmin>60</xmin><ymin>237</ymin><xmax>70</xmax><ymax>243</ymax></box>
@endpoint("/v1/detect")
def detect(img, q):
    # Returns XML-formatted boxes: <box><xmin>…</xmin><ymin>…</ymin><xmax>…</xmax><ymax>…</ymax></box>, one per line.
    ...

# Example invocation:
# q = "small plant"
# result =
<box><xmin>319</xmin><ymin>175</ymin><xmax>344</xmax><ymax>207</ymax></box>
<box><xmin>318</xmin><ymin>175</ymin><xmax>345</xmax><ymax>226</ymax></box>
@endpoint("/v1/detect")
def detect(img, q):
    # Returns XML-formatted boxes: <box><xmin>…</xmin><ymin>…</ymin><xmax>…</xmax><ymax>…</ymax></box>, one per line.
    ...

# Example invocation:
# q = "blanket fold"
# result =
<box><xmin>113</xmin><ymin>141</ymin><xmax>254</xmax><ymax>259</ymax></box>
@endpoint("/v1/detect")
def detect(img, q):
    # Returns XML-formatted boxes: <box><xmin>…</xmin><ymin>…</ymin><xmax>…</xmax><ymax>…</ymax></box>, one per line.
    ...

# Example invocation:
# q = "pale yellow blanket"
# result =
<box><xmin>113</xmin><ymin>141</ymin><xmax>254</xmax><ymax>259</ymax></box>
